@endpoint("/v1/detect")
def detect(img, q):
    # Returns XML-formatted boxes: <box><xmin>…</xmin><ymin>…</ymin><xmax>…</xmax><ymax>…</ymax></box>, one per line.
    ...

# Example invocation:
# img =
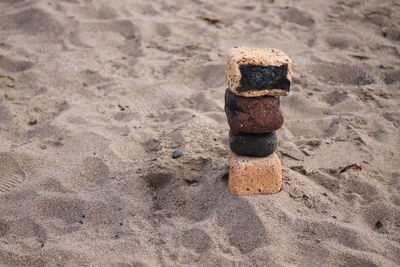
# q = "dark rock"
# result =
<box><xmin>229</xmin><ymin>130</ymin><xmax>277</xmax><ymax>157</ymax></box>
<box><xmin>225</xmin><ymin>89</ymin><xmax>284</xmax><ymax>133</ymax></box>
<box><xmin>237</xmin><ymin>64</ymin><xmax>290</xmax><ymax>92</ymax></box>
<box><xmin>172</xmin><ymin>150</ymin><xmax>183</xmax><ymax>159</ymax></box>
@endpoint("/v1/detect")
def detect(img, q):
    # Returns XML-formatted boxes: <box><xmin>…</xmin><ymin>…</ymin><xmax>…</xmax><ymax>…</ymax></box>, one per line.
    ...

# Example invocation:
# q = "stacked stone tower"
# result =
<box><xmin>225</xmin><ymin>47</ymin><xmax>292</xmax><ymax>195</ymax></box>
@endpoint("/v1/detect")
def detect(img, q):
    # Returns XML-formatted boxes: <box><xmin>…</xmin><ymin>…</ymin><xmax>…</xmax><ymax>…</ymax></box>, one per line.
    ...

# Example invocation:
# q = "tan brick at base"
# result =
<box><xmin>228</xmin><ymin>152</ymin><xmax>282</xmax><ymax>195</ymax></box>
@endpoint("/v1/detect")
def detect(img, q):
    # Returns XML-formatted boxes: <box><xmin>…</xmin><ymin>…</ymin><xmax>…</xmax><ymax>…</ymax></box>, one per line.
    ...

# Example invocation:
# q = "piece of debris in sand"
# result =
<box><xmin>28</xmin><ymin>119</ymin><xmax>38</xmax><ymax>125</ymax></box>
<box><xmin>199</xmin><ymin>16</ymin><xmax>222</xmax><ymax>24</ymax></box>
<box><xmin>0</xmin><ymin>74</ymin><xmax>16</xmax><ymax>88</ymax></box>
<box><xmin>339</xmin><ymin>164</ymin><xmax>362</xmax><ymax>173</ymax></box>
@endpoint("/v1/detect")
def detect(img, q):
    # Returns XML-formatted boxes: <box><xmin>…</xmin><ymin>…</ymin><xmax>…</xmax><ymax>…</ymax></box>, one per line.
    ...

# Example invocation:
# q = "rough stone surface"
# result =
<box><xmin>225</xmin><ymin>89</ymin><xmax>284</xmax><ymax>133</ymax></box>
<box><xmin>239</xmin><ymin>64</ymin><xmax>290</xmax><ymax>92</ymax></box>
<box><xmin>228</xmin><ymin>152</ymin><xmax>282</xmax><ymax>195</ymax></box>
<box><xmin>229</xmin><ymin>130</ymin><xmax>277</xmax><ymax>157</ymax></box>
<box><xmin>226</xmin><ymin>46</ymin><xmax>292</xmax><ymax>97</ymax></box>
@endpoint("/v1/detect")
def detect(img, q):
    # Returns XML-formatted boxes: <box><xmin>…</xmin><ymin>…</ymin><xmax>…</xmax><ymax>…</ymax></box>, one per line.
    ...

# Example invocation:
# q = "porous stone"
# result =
<box><xmin>229</xmin><ymin>130</ymin><xmax>277</xmax><ymax>157</ymax></box>
<box><xmin>226</xmin><ymin>47</ymin><xmax>292</xmax><ymax>97</ymax></box>
<box><xmin>228</xmin><ymin>152</ymin><xmax>282</xmax><ymax>195</ymax></box>
<box><xmin>239</xmin><ymin>64</ymin><xmax>290</xmax><ymax>92</ymax></box>
<box><xmin>225</xmin><ymin>89</ymin><xmax>284</xmax><ymax>133</ymax></box>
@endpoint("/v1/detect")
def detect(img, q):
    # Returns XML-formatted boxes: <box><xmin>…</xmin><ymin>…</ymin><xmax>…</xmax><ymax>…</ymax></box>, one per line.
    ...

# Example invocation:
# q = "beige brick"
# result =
<box><xmin>228</xmin><ymin>152</ymin><xmax>282</xmax><ymax>195</ymax></box>
<box><xmin>226</xmin><ymin>46</ymin><xmax>292</xmax><ymax>97</ymax></box>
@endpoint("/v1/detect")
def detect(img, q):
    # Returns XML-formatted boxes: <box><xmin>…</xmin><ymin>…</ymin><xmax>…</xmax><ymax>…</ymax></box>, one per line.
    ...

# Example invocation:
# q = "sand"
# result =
<box><xmin>0</xmin><ymin>0</ymin><xmax>399</xmax><ymax>266</ymax></box>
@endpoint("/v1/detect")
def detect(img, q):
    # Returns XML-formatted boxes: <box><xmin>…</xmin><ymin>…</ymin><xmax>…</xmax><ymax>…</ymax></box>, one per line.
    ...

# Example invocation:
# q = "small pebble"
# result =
<box><xmin>172</xmin><ymin>150</ymin><xmax>183</xmax><ymax>159</ymax></box>
<box><xmin>28</xmin><ymin>119</ymin><xmax>37</xmax><ymax>125</ymax></box>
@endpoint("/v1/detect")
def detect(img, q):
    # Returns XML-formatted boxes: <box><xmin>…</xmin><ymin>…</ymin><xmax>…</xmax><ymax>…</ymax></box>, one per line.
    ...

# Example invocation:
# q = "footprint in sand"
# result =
<box><xmin>71</xmin><ymin>20</ymin><xmax>140</xmax><ymax>48</ymax></box>
<box><xmin>0</xmin><ymin>105</ymin><xmax>12</xmax><ymax>124</ymax></box>
<box><xmin>279</xmin><ymin>7</ymin><xmax>315</xmax><ymax>28</ymax></box>
<box><xmin>217</xmin><ymin>198</ymin><xmax>269</xmax><ymax>254</ymax></box>
<box><xmin>72</xmin><ymin>3</ymin><xmax>117</xmax><ymax>20</ymax></box>
<box><xmin>323</xmin><ymin>29</ymin><xmax>363</xmax><ymax>50</ymax></box>
<box><xmin>181</xmin><ymin>228</ymin><xmax>212</xmax><ymax>253</ymax></box>
<box><xmin>308</xmin><ymin>62</ymin><xmax>375</xmax><ymax>85</ymax></box>
<box><xmin>0</xmin><ymin>8</ymin><xmax>64</xmax><ymax>38</ymax></box>
<box><xmin>0</xmin><ymin>153</ymin><xmax>26</xmax><ymax>195</ymax></box>
<box><xmin>198</xmin><ymin>64</ymin><xmax>225</xmax><ymax>88</ymax></box>
<box><xmin>0</xmin><ymin>55</ymin><xmax>34</xmax><ymax>73</ymax></box>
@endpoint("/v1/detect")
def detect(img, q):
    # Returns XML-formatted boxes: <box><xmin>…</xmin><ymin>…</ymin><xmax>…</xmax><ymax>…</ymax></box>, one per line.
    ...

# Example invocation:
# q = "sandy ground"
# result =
<box><xmin>0</xmin><ymin>0</ymin><xmax>399</xmax><ymax>266</ymax></box>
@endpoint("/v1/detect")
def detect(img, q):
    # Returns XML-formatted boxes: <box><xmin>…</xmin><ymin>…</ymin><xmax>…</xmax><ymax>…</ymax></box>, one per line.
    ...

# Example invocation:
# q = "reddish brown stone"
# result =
<box><xmin>224</xmin><ymin>89</ymin><xmax>284</xmax><ymax>133</ymax></box>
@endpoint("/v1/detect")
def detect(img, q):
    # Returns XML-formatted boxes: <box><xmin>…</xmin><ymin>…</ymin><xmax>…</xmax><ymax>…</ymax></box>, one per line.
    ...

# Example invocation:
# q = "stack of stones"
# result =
<box><xmin>224</xmin><ymin>47</ymin><xmax>292</xmax><ymax>195</ymax></box>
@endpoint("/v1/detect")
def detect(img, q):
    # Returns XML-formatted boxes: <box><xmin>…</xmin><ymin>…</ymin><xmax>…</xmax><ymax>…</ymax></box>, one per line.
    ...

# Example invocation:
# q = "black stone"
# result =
<box><xmin>172</xmin><ymin>150</ymin><xmax>183</xmax><ymax>159</ymax></box>
<box><xmin>237</xmin><ymin>64</ymin><xmax>290</xmax><ymax>92</ymax></box>
<box><xmin>229</xmin><ymin>130</ymin><xmax>277</xmax><ymax>157</ymax></box>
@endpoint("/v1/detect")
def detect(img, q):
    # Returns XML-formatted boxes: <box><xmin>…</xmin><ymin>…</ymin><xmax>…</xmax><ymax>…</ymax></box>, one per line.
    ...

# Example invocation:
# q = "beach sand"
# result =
<box><xmin>0</xmin><ymin>0</ymin><xmax>399</xmax><ymax>266</ymax></box>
